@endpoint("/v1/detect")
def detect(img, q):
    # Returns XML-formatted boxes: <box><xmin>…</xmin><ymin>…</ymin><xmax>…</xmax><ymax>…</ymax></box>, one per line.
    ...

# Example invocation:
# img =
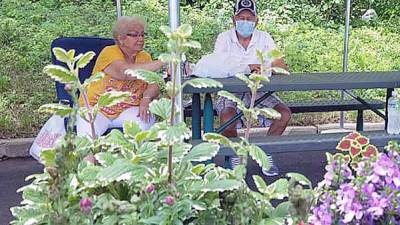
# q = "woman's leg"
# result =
<box><xmin>76</xmin><ymin>112</ymin><xmax>111</xmax><ymax>137</ymax></box>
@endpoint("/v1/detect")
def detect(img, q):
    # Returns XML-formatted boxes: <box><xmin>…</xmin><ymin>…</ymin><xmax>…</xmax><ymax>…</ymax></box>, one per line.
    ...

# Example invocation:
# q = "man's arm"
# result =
<box><xmin>104</xmin><ymin>60</ymin><xmax>164</xmax><ymax>81</ymax></box>
<box><xmin>271</xmin><ymin>58</ymin><xmax>289</xmax><ymax>74</ymax></box>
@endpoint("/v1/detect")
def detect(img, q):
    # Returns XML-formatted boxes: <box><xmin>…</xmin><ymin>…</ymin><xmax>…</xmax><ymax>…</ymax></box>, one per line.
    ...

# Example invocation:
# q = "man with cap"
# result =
<box><xmin>214</xmin><ymin>0</ymin><xmax>291</xmax><ymax>175</ymax></box>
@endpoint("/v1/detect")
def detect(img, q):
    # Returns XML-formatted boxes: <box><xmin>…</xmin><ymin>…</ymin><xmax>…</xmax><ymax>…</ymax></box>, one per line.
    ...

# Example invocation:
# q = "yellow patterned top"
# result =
<box><xmin>79</xmin><ymin>45</ymin><xmax>151</xmax><ymax>118</ymax></box>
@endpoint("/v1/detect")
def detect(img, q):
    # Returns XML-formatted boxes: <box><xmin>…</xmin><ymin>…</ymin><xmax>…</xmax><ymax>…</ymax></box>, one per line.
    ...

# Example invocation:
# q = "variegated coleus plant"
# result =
<box><xmin>11</xmin><ymin>24</ymin><xmax>312</xmax><ymax>225</ymax></box>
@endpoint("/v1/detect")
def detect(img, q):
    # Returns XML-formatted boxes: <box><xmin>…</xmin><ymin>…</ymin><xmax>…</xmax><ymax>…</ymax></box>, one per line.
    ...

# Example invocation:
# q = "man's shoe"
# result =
<box><xmin>230</xmin><ymin>156</ymin><xmax>240</xmax><ymax>169</ymax></box>
<box><xmin>261</xmin><ymin>156</ymin><xmax>279</xmax><ymax>176</ymax></box>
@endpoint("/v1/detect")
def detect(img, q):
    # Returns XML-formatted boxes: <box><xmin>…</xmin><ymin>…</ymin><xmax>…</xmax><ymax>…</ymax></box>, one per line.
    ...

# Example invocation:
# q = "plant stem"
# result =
<box><xmin>167</xmin><ymin>62</ymin><xmax>178</xmax><ymax>184</ymax></box>
<box><xmin>80</xmin><ymin>90</ymin><xmax>97</xmax><ymax>140</ymax></box>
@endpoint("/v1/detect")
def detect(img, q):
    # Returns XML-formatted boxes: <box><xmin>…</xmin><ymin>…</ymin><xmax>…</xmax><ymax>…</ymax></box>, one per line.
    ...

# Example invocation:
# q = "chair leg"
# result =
<box><xmin>356</xmin><ymin>110</ymin><xmax>363</xmax><ymax>131</ymax></box>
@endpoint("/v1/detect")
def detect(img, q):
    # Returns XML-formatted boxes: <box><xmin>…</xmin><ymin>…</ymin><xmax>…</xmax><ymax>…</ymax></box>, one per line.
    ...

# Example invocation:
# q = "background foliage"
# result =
<box><xmin>1</xmin><ymin>0</ymin><xmax>399</xmax><ymax>138</ymax></box>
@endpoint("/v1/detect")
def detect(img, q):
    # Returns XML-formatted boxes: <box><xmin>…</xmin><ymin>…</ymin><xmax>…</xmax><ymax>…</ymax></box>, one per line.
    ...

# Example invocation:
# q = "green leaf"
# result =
<box><xmin>98</xmin><ymin>159</ymin><xmax>147</xmax><ymax>183</ymax></box>
<box><xmin>83</xmin><ymin>72</ymin><xmax>105</xmax><ymax>87</ymax></box>
<box><xmin>43</xmin><ymin>65</ymin><xmax>78</xmax><ymax>84</ymax></box>
<box><xmin>158</xmin><ymin>122</ymin><xmax>190</xmax><ymax>145</ymax></box>
<box><xmin>271</xmin><ymin>201</ymin><xmax>290</xmax><ymax>218</ymax></box>
<box><xmin>40</xmin><ymin>148</ymin><xmax>56</xmax><ymax>167</ymax></box>
<box><xmin>149</xmin><ymin>98</ymin><xmax>171</xmax><ymax>120</ymax></box>
<box><xmin>255</xmin><ymin>108</ymin><xmax>281</xmax><ymax>120</ymax></box>
<box><xmin>268</xmin><ymin>179</ymin><xmax>289</xmax><ymax>199</ymax></box>
<box><xmin>78</xmin><ymin>165</ymin><xmax>101</xmax><ymax>187</ymax></box>
<box><xmin>183</xmin><ymin>40</ymin><xmax>201</xmax><ymax>49</ymax></box>
<box><xmin>183</xmin><ymin>78</ymin><xmax>223</xmax><ymax>89</ymax></box>
<box><xmin>248</xmin><ymin>144</ymin><xmax>271</xmax><ymax>171</ymax></box>
<box><xmin>74</xmin><ymin>135</ymin><xmax>92</xmax><ymax>155</ymax></box>
<box><xmin>253</xmin><ymin>175</ymin><xmax>268</xmax><ymax>193</ymax></box>
<box><xmin>123</xmin><ymin>120</ymin><xmax>142</xmax><ymax>139</ymax></box>
<box><xmin>95</xmin><ymin>152</ymin><xmax>117</xmax><ymax>166</ymax></box>
<box><xmin>39</xmin><ymin>104</ymin><xmax>72</xmax><ymax>117</ymax></box>
<box><xmin>158</xmin><ymin>53</ymin><xmax>175</xmax><ymax>63</ymax></box>
<box><xmin>96</xmin><ymin>91</ymin><xmax>130</xmax><ymax>108</ymax></box>
<box><xmin>260</xmin><ymin>217</ymin><xmax>285</xmax><ymax>225</ymax></box>
<box><xmin>218</xmin><ymin>90</ymin><xmax>245</xmax><ymax>109</ymax></box>
<box><xmin>158</xmin><ymin>143</ymin><xmax>192</xmax><ymax>162</ymax></box>
<box><xmin>11</xmin><ymin>205</ymin><xmax>47</xmax><ymax>224</ymax></box>
<box><xmin>125</xmin><ymin>69</ymin><xmax>164</xmax><ymax>87</ymax></box>
<box><xmin>140</xmin><ymin>215</ymin><xmax>165</xmax><ymax>224</ymax></box>
<box><xmin>196</xmin><ymin>180</ymin><xmax>242</xmax><ymax>192</ymax></box>
<box><xmin>203</xmin><ymin>133</ymin><xmax>236</xmax><ymax>148</ymax></box>
<box><xmin>103</xmin><ymin>129</ymin><xmax>134</xmax><ymax>151</ymax></box>
<box><xmin>236</xmin><ymin>73</ymin><xmax>254</xmax><ymax>88</ymax></box>
<box><xmin>66</xmin><ymin>49</ymin><xmax>75</xmax><ymax>61</ymax></box>
<box><xmin>267</xmin><ymin>49</ymin><xmax>283</xmax><ymax>60</ymax></box>
<box><xmin>249</xmin><ymin>73</ymin><xmax>269</xmax><ymax>82</ymax></box>
<box><xmin>183</xmin><ymin>142</ymin><xmax>220</xmax><ymax>162</ymax></box>
<box><xmin>21</xmin><ymin>185</ymin><xmax>47</xmax><ymax>204</ymax></box>
<box><xmin>165</xmin><ymin>81</ymin><xmax>181</xmax><ymax>98</ymax></box>
<box><xmin>271</xmin><ymin>67</ymin><xmax>290</xmax><ymax>75</ymax></box>
<box><xmin>160</xmin><ymin>25</ymin><xmax>172</xmax><ymax>37</ymax></box>
<box><xmin>76</xmin><ymin>51</ymin><xmax>95</xmax><ymax>69</ymax></box>
<box><xmin>102</xmin><ymin>215</ymin><xmax>119</xmax><ymax>225</ymax></box>
<box><xmin>256</xmin><ymin>49</ymin><xmax>265</xmax><ymax>63</ymax></box>
<box><xmin>191</xmin><ymin>164</ymin><xmax>205</xmax><ymax>175</ymax></box>
<box><xmin>52</xmin><ymin>47</ymin><xmax>70</xmax><ymax>64</ymax></box>
<box><xmin>178</xmin><ymin>24</ymin><xmax>192</xmax><ymax>37</ymax></box>
<box><xmin>286</xmin><ymin>172</ymin><xmax>312</xmax><ymax>187</ymax></box>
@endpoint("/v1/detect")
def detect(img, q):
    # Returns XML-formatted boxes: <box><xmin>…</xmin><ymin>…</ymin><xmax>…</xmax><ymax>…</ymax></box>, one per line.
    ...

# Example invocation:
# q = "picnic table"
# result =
<box><xmin>183</xmin><ymin>71</ymin><xmax>400</xmax><ymax>139</ymax></box>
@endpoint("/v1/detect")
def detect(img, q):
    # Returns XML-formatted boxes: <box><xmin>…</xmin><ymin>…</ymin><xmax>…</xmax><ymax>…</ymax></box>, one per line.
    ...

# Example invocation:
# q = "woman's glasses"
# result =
<box><xmin>126</xmin><ymin>32</ymin><xmax>145</xmax><ymax>38</ymax></box>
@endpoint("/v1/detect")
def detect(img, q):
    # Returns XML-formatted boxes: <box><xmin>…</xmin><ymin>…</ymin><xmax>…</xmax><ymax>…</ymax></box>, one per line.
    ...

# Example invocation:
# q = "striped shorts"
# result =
<box><xmin>215</xmin><ymin>92</ymin><xmax>282</xmax><ymax>128</ymax></box>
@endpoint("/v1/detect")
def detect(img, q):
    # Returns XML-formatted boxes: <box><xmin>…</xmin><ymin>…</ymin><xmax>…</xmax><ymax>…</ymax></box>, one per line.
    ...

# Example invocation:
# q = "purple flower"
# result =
<box><xmin>164</xmin><ymin>195</ymin><xmax>175</xmax><ymax>206</ymax></box>
<box><xmin>146</xmin><ymin>183</ymin><xmax>154</xmax><ymax>193</ymax></box>
<box><xmin>80</xmin><ymin>197</ymin><xmax>92</xmax><ymax>214</ymax></box>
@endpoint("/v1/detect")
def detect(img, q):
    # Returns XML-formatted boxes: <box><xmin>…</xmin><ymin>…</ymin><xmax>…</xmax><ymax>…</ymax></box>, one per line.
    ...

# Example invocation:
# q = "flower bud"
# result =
<box><xmin>80</xmin><ymin>197</ymin><xmax>92</xmax><ymax>214</ymax></box>
<box><xmin>164</xmin><ymin>195</ymin><xmax>175</xmax><ymax>206</ymax></box>
<box><xmin>146</xmin><ymin>183</ymin><xmax>154</xmax><ymax>193</ymax></box>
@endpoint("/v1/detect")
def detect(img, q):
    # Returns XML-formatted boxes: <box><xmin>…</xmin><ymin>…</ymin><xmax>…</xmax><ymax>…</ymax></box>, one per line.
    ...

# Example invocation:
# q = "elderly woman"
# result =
<box><xmin>77</xmin><ymin>16</ymin><xmax>163</xmax><ymax>137</ymax></box>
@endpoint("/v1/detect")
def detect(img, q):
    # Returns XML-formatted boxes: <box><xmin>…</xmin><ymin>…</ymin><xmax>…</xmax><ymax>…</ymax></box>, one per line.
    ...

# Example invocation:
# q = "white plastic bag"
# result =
<box><xmin>192</xmin><ymin>52</ymin><xmax>250</xmax><ymax>78</ymax></box>
<box><xmin>29</xmin><ymin>115</ymin><xmax>66</xmax><ymax>162</ymax></box>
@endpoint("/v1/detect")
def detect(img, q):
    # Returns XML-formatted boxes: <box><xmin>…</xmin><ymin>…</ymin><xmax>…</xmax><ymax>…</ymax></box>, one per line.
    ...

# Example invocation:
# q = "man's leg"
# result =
<box><xmin>267</xmin><ymin>103</ymin><xmax>291</xmax><ymax>136</ymax></box>
<box><xmin>220</xmin><ymin>107</ymin><xmax>239</xmax><ymax>137</ymax></box>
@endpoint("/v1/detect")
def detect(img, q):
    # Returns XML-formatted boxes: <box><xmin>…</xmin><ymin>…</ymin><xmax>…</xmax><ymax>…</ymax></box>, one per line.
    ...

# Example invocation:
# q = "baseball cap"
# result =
<box><xmin>234</xmin><ymin>0</ymin><xmax>257</xmax><ymax>16</ymax></box>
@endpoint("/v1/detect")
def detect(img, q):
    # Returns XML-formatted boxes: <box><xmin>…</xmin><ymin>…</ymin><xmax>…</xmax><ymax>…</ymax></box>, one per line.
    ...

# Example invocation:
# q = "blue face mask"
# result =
<box><xmin>235</xmin><ymin>20</ymin><xmax>256</xmax><ymax>38</ymax></box>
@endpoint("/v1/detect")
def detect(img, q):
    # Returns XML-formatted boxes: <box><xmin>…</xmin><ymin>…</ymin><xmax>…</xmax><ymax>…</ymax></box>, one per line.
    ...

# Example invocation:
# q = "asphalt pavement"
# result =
<box><xmin>0</xmin><ymin>151</ymin><xmax>328</xmax><ymax>224</ymax></box>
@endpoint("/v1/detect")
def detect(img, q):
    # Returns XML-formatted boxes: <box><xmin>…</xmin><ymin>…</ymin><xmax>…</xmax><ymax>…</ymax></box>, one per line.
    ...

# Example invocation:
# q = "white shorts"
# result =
<box><xmin>76</xmin><ymin>106</ymin><xmax>155</xmax><ymax>137</ymax></box>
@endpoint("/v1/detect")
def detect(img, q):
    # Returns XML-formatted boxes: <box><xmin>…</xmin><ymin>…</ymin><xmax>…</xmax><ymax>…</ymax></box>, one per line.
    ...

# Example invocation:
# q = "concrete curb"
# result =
<box><xmin>0</xmin><ymin>138</ymin><xmax>33</xmax><ymax>158</ymax></box>
<box><xmin>0</xmin><ymin>122</ymin><xmax>386</xmax><ymax>158</ymax></box>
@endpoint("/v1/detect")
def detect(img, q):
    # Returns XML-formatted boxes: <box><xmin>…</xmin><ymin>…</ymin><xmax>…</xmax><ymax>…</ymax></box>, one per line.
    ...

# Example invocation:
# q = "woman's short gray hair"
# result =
<box><xmin>112</xmin><ymin>16</ymin><xmax>146</xmax><ymax>41</ymax></box>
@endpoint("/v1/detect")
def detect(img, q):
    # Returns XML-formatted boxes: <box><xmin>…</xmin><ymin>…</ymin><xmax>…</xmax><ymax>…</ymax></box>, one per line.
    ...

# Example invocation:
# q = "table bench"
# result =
<box><xmin>184</xmin><ymin>99</ymin><xmax>385</xmax><ymax>132</ymax></box>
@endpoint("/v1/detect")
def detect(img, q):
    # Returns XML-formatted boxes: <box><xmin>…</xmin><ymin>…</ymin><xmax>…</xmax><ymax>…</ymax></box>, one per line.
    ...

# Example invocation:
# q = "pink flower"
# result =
<box><xmin>164</xmin><ymin>195</ymin><xmax>175</xmax><ymax>206</ymax></box>
<box><xmin>80</xmin><ymin>197</ymin><xmax>92</xmax><ymax>214</ymax></box>
<box><xmin>146</xmin><ymin>183</ymin><xmax>154</xmax><ymax>193</ymax></box>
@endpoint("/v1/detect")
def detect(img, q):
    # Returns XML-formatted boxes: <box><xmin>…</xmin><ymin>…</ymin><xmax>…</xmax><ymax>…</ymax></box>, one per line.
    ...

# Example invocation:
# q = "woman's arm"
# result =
<box><xmin>104</xmin><ymin>60</ymin><xmax>164</xmax><ymax>81</ymax></box>
<box><xmin>138</xmin><ymin>83</ymin><xmax>160</xmax><ymax>122</ymax></box>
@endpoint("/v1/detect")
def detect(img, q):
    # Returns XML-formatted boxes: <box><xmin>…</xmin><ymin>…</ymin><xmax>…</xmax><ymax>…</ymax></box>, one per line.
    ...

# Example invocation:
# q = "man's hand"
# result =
<box><xmin>138</xmin><ymin>97</ymin><xmax>152</xmax><ymax>122</ymax></box>
<box><xmin>248</xmin><ymin>64</ymin><xmax>261</xmax><ymax>74</ymax></box>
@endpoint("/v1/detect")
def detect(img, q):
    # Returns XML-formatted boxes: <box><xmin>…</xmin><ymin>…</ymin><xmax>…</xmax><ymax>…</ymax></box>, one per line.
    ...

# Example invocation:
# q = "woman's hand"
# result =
<box><xmin>138</xmin><ymin>97</ymin><xmax>152</xmax><ymax>122</ymax></box>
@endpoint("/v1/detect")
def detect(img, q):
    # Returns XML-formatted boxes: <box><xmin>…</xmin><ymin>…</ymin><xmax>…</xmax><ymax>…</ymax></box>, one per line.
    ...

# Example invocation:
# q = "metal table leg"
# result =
<box><xmin>203</xmin><ymin>93</ymin><xmax>214</xmax><ymax>133</ymax></box>
<box><xmin>191</xmin><ymin>93</ymin><xmax>201</xmax><ymax>139</ymax></box>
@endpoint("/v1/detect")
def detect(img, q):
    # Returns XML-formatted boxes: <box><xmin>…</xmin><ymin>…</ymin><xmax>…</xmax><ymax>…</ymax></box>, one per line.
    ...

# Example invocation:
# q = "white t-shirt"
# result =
<box><xmin>214</xmin><ymin>28</ymin><xmax>277</xmax><ymax>66</ymax></box>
